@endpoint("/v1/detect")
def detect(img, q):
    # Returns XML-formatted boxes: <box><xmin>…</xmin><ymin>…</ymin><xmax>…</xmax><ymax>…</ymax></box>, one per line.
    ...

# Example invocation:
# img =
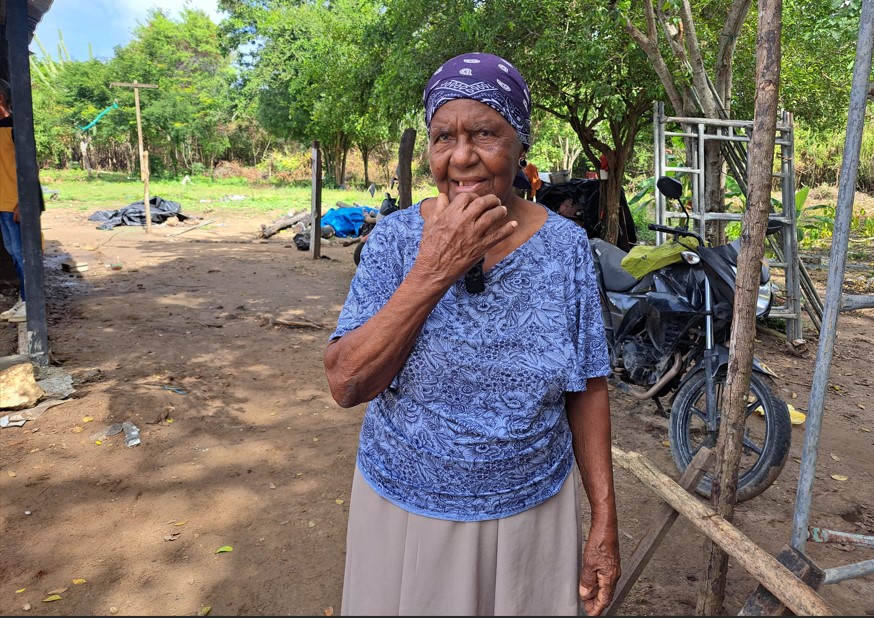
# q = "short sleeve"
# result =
<box><xmin>564</xmin><ymin>232</ymin><xmax>611</xmax><ymax>391</ymax></box>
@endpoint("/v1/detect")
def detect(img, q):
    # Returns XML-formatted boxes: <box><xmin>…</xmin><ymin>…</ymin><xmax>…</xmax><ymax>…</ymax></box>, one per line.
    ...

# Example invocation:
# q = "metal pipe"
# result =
<box><xmin>612</xmin><ymin>353</ymin><xmax>683</xmax><ymax>400</ymax></box>
<box><xmin>822</xmin><ymin>559</ymin><xmax>874</xmax><ymax>585</ymax></box>
<box><xmin>790</xmin><ymin>0</ymin><xmax>874</xmax><ymax>552</ymax></box>
<box><xmin>807</xmin><ymin>526</ymin><xmax>874</xmax><ymax>550</ymax></box>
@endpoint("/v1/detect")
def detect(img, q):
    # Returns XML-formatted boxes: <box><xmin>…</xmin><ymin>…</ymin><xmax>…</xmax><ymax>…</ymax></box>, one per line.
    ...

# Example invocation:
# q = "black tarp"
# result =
<box><xmin>88</xmin><ymin>196</ymin><xmax>190</xmax><ymax>230</ymax></box>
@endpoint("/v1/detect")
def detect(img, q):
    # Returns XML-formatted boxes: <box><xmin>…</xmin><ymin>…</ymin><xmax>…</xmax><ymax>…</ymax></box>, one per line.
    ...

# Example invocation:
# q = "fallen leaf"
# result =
<box><xmin>42</xmin><ymin>595</ymin><xmax>62</xmax><ymax>602</ymax></box>
<box><xmin>788</xmin><ymin>405</ymin><xmax>806</xmax><ymax>425</ymax></box>
<box><xmin>308</xmin><ymin>520</ymin><xmax>316</xmax><ymax>528</ymax></box>
<box><xmin>313</xmin><ymin>437</ymin><xmax>319</xmax><ymax>442</ymax></box>
<box><xmin>862</xmin><ymin>428</ymin><xmax>871</xmax><ymax>433</ymax></box>
<box><xmin>323</xmin><ymin>606</ymin><xmax>334</xmax><ymax>616</ymax></box>
<box><xmin>15</xmin><ymin>588</ymin><xmax>26</xmax><ymax>594</ymax></box>
<box><xmin>71</xmin><ymin>427</ymin><xmax>83</xmax><ymax>433</ymax></box>
<box><xmin>830</xmin><ymin>474</ymin><xmax>849</xmax><ymax>481</ymax></box>
<box><xmin>72</xmin><ymin>579</ymin><xmax>86</xmax><ymax>585</ymax></box>
<box><xmin>215</xmin><ymin>546</ymin><xmax>233</xmax><ymax>554</ymax></box>
<box><xmin>174</xmin><ymin>520</ymin><xmax>188</xmax><ymax>526</ymax></box>
<box><xmin>830</xmin><ymin>453</ymin><xmax>840</xmax><ymax>461</ymax></box>
<box><xmin>82</xmin><ymin>416</ymin><xmax>93</xmax><ymax>423</ymax></box>
<box><xmin>199</xmin><ymin>606</ymin><xmax>212</xmax><ymax>616</ymax></box>
<box><xmin>335</xmin><ymin>499</ymin><xmax>344</xmax><ymax>505</ymax></box>
<box><xmin>858</xmin><ymin>403</ymin><xmax>865</xmax><ymax>410</ymax></box>
<box><xmin>7</xmin><ymin>470</ymin><xmax>16</xmax><ymax>477</ymax></box>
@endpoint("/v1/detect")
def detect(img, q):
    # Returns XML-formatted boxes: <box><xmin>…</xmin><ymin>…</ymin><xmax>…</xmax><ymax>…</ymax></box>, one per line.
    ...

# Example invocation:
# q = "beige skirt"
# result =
<box><xmin>341</xmin><ymin>465</ymin><xmax>582</xmax><ymax>616</ymax></box>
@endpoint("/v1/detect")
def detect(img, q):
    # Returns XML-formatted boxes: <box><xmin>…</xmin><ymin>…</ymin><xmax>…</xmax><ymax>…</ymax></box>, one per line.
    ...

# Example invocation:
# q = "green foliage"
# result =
<box><xmin>795</xmin><ymin>121</ymin><xmax>874</xmax><ymax>192</ymax></box>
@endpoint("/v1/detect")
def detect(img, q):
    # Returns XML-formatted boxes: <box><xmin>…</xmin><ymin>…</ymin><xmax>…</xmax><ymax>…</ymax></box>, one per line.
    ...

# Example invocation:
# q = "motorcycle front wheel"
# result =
<box><xmin>668</xmin><ymin>369</ymin><xmax>791</xmax><ymax>502</ymax></box>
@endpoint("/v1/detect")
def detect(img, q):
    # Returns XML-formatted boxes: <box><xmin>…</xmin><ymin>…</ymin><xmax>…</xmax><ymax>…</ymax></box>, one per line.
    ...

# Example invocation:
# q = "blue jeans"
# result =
<box><xmin>0</xmin><ymin>211</ymin><xmax>24</xmax><ymax>302</ymax></box>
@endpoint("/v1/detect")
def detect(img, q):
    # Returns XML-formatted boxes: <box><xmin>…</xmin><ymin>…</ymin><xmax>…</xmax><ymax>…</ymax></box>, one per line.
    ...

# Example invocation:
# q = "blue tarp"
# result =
<box><xmin>321</xmin><ymin>206</ymin><xmax>378</xmax><ymax>238</ymax></box>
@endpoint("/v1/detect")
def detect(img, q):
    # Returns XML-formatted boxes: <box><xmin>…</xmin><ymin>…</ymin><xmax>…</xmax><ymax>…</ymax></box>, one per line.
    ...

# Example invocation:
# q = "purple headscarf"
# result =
<box><xmin>423</xmin><ymin>52</ymin><xmax>532</xmax><ymax>147</ymax></box>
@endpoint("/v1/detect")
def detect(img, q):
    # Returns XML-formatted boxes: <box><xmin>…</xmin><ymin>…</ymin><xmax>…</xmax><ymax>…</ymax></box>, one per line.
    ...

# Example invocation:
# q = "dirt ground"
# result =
<box><xmin>1</xmin><ymin>202</ymin><xmax>872</xmax><ymax>617</ymax></box>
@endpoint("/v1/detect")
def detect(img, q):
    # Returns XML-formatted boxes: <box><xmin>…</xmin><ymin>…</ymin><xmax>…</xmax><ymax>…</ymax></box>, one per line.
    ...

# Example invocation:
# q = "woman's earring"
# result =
<box><xmin>518</xmin><ymin>157</ymin><xmax>527</xmax><ymax>169</ymax></box>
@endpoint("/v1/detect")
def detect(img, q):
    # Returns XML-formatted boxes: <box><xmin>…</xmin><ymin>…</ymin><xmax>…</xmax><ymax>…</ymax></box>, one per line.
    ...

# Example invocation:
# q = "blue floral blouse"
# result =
<box><xmin>331</xmin><ymin>201</ymin><xmax>610</xmax><ymax>521</ymax></box>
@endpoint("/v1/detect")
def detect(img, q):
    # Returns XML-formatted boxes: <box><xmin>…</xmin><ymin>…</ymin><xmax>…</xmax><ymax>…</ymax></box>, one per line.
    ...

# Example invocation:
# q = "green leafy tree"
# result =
<box><xmin>109</xmin><ymin>8</ymin><xmax>235</xmax><ymax>175</ymax></box>
<box><xmin>222</xmin><ymin>0</ymin><xmax>393</xmax><ymax>187</ymax></box>
<box><xmin>371</xmin><ymin>0</ymin><xmax>663</xmax><ymax>244</ymax></box>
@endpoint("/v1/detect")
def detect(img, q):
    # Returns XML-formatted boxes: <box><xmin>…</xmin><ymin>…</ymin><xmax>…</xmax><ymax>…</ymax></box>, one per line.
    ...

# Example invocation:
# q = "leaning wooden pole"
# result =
<box><xmin>611</xmin><ymin>447</ymin><xmax>836</xmax><ymax>616</ymax></box>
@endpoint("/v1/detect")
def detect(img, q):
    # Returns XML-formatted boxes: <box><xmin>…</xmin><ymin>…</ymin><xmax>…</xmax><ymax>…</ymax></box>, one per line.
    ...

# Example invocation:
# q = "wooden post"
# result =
<box><xmin>611</xmin><ymin>447</ymin><xmax>837</xmax><ymax>616</ymax></box>
<box><xmin>397</xmin><ymin>128</ymin><xmax>416</xmax><ymax>209</ymax></box>
<box><xmin>699</xmin><ymin>2</ymin><xmax>784</xmax><ymax>614</ymax></box>
<box><xmin>604</xmin><ymin>447</ymin><xmax>715</xmax><ymax>615</ymax></box>
<box><xmin>142</xmin><ymin>150</ymin><xmax>151</xmax><ymax>234</ymax></box>
<box><xmin>6</xmin><ymin>0</ymin><xmax>49</xmax><ymax>362</ymax></box>
<box><xmin>310</xmin><ymin>141</ymin><xmax>322</xmax><ymax>259</ymax></box>
<box><xmin>109</xmin><ymin>81</ymin><xmax>158</xmax><ymax>233</ymax></box>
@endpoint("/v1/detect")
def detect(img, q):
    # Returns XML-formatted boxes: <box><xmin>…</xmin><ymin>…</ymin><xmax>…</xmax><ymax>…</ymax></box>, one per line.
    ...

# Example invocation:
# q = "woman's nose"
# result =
<box><xmin>449</xmin><ymin>135</ymin><xmax>478</xmax><ymax>167</ymax></box>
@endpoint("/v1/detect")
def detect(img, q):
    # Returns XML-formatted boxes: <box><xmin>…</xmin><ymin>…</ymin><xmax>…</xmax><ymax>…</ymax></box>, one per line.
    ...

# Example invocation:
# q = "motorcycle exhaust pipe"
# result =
<box><xmin>612</xmin><ymin>352</ymin><xmax>683</xmax><ymax>400</ymax></box>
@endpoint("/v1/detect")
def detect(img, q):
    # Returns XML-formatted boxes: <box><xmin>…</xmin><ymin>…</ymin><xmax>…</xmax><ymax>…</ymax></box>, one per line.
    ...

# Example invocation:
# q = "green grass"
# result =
<box><xmin>39</xmin><ymin>170</ymin><xmax>436</xmax><ymax>219</ymax></box>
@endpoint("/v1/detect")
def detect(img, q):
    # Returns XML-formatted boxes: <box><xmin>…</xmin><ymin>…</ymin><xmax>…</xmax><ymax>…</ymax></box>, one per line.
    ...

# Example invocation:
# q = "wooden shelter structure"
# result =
<box><xmin>0</xmin><ymin>0</ymin><xmax>53</xmax><ymax>363</ymax></box>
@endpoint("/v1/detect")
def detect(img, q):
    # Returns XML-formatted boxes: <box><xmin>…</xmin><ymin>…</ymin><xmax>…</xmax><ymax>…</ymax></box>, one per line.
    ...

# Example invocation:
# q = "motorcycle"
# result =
<box><xmin>588</xmin><ymin>175</ymin><xmax>791</xmax><ymax>501</ymax></box>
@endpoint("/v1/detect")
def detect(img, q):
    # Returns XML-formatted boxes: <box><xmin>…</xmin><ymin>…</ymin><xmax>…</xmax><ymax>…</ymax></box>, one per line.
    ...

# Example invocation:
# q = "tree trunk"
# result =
<box><xmin>697</xmin><ymin>1</ymin><xmax>782</xmax><ymax>614</ymax></box>
<box><xmin>361</xmin><ymin>147</ymin><xmax>371</xmax><ymax>189</ymax></box>
<box><xmin>704</xmin><ymin>142</ymin><xmax>727</xmax><ymax>246</ymax></box>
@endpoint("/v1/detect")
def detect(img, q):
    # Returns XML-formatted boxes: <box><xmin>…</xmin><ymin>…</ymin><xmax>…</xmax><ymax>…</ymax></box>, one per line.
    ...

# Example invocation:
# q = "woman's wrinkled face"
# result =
<box><xmin>428</xmin><ymin>99</ymin><xmax>525</xmax><ymax>204</ymax></box>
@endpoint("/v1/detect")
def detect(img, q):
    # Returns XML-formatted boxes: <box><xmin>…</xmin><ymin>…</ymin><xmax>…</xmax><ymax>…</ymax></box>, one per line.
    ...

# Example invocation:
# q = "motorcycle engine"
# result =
<box><xmin>620</xmin><ymin>338</ymin><xmax>663</xmax><ymax>385</ymax></box>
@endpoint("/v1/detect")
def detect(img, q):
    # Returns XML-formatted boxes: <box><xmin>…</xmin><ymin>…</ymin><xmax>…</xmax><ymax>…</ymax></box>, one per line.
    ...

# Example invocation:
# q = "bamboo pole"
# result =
<box><xmin>611</xmin><ymin>447</ymin><xmax>837</xmax><ymax>616</ymax></box>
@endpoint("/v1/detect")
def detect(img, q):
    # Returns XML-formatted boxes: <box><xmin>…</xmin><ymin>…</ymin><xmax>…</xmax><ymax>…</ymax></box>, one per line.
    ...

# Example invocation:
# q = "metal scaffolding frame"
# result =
<box><xmin>652</xmin><ymin>104</ymin><xmax>807</xmax><ymax>341</ymax></box>
<box><xmin>653</xmin><ymin>0</ymin><xmax>874</xmax><ymax>595</ymax></box>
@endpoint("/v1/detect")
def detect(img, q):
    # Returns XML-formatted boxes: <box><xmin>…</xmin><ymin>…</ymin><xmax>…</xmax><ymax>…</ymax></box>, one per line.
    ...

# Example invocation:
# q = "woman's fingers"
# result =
<box><xmin>424</xmin><ymin>193</ymin><xmax>513</xmax><ymax>261</ymax></box>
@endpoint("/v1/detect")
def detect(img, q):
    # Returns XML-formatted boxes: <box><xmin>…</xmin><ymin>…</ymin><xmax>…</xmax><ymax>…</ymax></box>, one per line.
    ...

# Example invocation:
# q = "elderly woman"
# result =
<box><xmin>324</xmin><ymin>52</ymin><xmax>620</xmax><ymax>616</ymax></box>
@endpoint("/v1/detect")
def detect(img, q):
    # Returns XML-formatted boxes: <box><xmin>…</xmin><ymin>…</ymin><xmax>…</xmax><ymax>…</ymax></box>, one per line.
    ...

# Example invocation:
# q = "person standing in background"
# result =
<box><xmin>0</xmin><ymin>78</ymin><xmax>26</xmax><ymax>323</ymax></box>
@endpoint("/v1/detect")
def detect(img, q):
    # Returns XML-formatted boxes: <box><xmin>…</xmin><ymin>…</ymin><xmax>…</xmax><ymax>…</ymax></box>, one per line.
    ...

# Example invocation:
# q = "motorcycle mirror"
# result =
<box><xmin>368</xmin><ymin>183</ymin><xmax>377</xmax><ymax>198</ymax></box>
<box><xmin>656</xmin><ymin>176</ymin><xmax>691</xmax><ymax>231</ymax></box>
<box><xmin>766</xmin><ymin>217</ymin><xmax>782</xmax><ymax>236</ymax></box>
<box><xmin>656</xmin><ymin>176</ymin><xmax>683</xmax><ymax>200</ymax></box>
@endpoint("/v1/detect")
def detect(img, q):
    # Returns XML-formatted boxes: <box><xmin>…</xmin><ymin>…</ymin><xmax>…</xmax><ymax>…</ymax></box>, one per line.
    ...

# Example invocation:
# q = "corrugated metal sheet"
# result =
<box><xmin>0</xmin><ymin>0</ymin><xmax>55</xmax><ymax>42</ymax></box>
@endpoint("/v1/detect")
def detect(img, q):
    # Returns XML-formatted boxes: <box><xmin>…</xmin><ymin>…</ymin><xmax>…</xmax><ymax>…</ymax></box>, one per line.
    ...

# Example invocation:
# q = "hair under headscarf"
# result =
<box><xmin>423</xmin><ymin>52</ymin><xmax>531</xmax><ymax>148</ymax></box>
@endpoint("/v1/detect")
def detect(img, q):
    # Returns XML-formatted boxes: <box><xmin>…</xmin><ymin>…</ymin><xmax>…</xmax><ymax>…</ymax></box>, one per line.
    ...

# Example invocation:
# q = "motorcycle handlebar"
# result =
<box><xmin>647</xmin><ymin>223</ymin><xmax>704</xmax><ymax>246</ymax></box>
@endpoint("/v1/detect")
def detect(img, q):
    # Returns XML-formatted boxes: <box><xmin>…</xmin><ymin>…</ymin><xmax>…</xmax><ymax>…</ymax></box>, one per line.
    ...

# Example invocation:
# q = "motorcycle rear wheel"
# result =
<box><xmin>668</xmin><ymin>369</ymin><xmax>791</xmax><ymax>502</ymax></box>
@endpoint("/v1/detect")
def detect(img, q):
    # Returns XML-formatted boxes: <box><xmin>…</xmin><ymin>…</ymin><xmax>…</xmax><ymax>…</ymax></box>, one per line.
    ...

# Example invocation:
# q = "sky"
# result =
<box><xmin>32</xmin><ymin>0</ymin><xmax>226</xmax><ymax>62</ymax></box>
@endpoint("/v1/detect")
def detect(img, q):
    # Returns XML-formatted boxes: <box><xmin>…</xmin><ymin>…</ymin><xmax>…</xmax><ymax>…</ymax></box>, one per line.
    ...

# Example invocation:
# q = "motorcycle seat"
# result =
<box><xmin>590</xmin><ymin>238</ymin><xmax>640</xmax><ymax>292</ymax></box>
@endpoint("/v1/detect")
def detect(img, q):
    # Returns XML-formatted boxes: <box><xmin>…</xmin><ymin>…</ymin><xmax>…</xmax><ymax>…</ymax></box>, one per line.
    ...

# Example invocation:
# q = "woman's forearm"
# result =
<box><xmin>566</xmin><ymin>379</ymin><xmax>618</xmax><ymax>522</ymax></box>
<box><xmin>323</xmin><ymin>264</ymin><xmax>451</xmax><ymax>407</ymax></box>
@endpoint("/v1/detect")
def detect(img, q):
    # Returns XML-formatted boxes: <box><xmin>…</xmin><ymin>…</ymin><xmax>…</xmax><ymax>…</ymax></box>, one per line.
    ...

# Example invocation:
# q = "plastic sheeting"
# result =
<box><xmin>88</xmin><ymin>196</ymin><xmax>190</xmax><ymax>230</ymax></box>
